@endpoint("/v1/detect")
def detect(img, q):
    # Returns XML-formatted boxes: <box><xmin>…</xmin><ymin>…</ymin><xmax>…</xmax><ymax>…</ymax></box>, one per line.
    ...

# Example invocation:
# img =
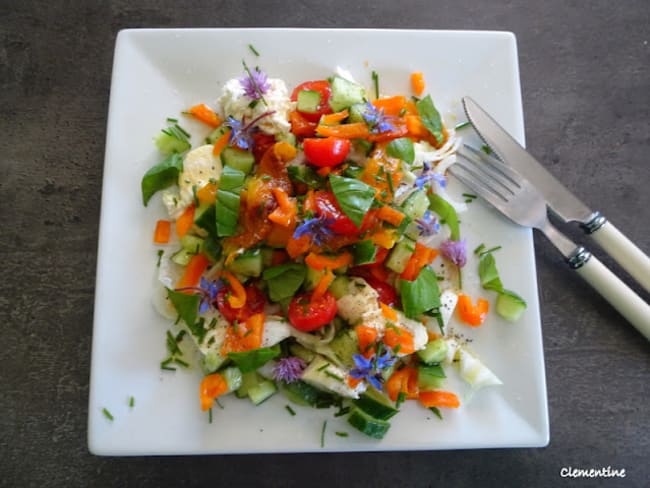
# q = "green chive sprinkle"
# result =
<box><xmin>455</xmin><ymin>121</ymin><xmax>471</xmax><ymax>130</ymax></box>
<box><xmin>474</xmin><ymin>243</ymin><xmax>486</xmax><ymax>255</ymax></box>
<box><xmin>102</xmin><ymin>408</ymin><xmax>114</xmax><ymax>421</ymax></box>
<box><xmin>173</xmin><ymin>357</ymin><xmax>189</xmax><ymax>368</ymax></box>
<box><xmin>317</xmin><ymin>362</ymin><xmax>331</xmax><ymax>372</ymax></box>
<box><xmin>285</xmin><ymin>405</ymin><xmax>296</xmax><ymax>416</ymax></box>
<box><xmin>215</xmin><ymin>399</ymin><xmax>224</xmax><ymax>410</ymax></box>
<box><xmin>208</xmin><ymin>408</ymin><xmax>213</xmax><ymax>424</ymax></box>
<box><xmin>396</xmin><ymin>392</ymin><xmax>407</xmax><ymax>408</ymax></box>
<box><xmin>156</xmin><ymin>250</ymin><xmax>164</xmax><ymax>267</ymax></box>
<box><xmin>480</xmin><ymin>144</ymin><xmax>492</xmax><ymax>155</ymax></box>
<box><xmin>324</xmin><ymin>371</ymin><xmax>344</xmax><ymax>383</ymax></box>
<box><xmin>167</xmin><ymin>117</ymin><xmax>178</xmax><ymax>123</ymax></box>
<box><xmin>335</xmin><ymin>432</ymin><xmax>349</xmax><ymax>437</ymax></box>
<box><xmin>320</xmin><ymin>420</ymin><xmax>327</xmax><ymax>448</ymax></box>
<box><xmin>128</xmin><ymin>396</ymin><xmax>135</xmax><ymax>408</ymax></box>
<box><xmin>371</xmin><ymin>70</ymin><xmax>379</xmax><ymax>99</ymax></box>
<box><xmin>429</xmin><ymin>407</ymin><xmax>443</xmax><ymax>420</ymax></box>
<box><xmin>248</xmin><ymin>44</ymin><xmax>260</xmax><ymax>56</ymax></box>
<box><xmin>462</xmin><ymin>193</ymin><xmax>477</xmax><ymax>199</ymax></box>
<box><xmin>481</xmin><ymin>245</ymin><xmax>502</xmax><ymax>255</ymax></box>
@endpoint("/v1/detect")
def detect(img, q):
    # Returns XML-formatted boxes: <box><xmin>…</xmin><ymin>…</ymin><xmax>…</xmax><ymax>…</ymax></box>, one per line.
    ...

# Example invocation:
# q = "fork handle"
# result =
<box><xmin>585</xmin><ymin>220</ymin><xmax>650</xmax><ymax>293</ymax></box>
<box><xmin>573</xmin><ymin>253</ymin><xmax>650</xmax><ymax>340</ymax></box>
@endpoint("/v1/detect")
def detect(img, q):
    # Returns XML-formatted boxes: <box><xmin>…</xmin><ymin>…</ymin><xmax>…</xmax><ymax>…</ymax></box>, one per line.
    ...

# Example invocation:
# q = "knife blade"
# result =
<box><xmin>462</xmin><ymin>96</ymin><xmax>650</xmax><ymax>294</ymax></box>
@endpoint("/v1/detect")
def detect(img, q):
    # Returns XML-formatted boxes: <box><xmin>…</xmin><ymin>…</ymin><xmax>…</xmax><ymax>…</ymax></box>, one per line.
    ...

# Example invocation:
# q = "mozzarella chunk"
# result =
<box><xmin>336</xmin><ymin>277</ymin><xmax>380</xmax><ymax>324</ymax></box>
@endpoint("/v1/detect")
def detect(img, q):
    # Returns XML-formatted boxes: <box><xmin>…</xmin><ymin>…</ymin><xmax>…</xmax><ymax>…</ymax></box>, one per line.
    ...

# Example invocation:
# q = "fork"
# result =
<box><xmin>451</xmin><ymin>145</ymin><xmax>650</xmax><ymax>338</ymax></box>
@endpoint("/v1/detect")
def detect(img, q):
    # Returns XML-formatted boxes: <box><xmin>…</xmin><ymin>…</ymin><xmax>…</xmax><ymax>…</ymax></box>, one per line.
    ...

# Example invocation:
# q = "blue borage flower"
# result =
<box><xmin>361</xmin><ymin>101</ymin><xmax>395</xmax><ymax>133</ymax></box>
<box><xmin>175</xmin><ymin>277</ymin><xmax>223</xmax><ymax>313</ymax></box>
<box><xmin>415</xmin><ymin>210</ymin><xmax>440</xmax><ymax>237</ymax></box>
<box><xmin>415</xmin><ymin>162</ymin><xmax>447</xmax><ymax>190</ymax></box>
<box><xmin>239</xmin><ymin>62</ymin><xmax>271</xmax><ymax>100</ymax></box>
<box><xmin>349</xmin><ymin>349</ymin><xmax>397</xmax><ymax>390</ymax></box>
<box><xmin>293</xmin><ymin>215</ymin><xmax>335</xmax><ymax>246</ymax></box>
<box><xmin>273</xmin><ymin>356</ymin><xmax>306</xmax><ymax>383</ymax></box>
<box><xmin>225</xmin><ymin>111</ymin><xmax>275</xmax><ymax>150</ymax></box>
<box><xmin>440</xmin><ymin>238</ymin><xmax>468</xmax><ymax>268</ymax></box>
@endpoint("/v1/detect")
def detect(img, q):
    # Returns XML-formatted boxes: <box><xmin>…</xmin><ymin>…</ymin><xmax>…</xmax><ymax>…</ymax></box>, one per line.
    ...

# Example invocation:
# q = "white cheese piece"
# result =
<box><xmin>335</xmin><ymin>277</ymin><xmax>380</xmax><ymax>324</ymax></box>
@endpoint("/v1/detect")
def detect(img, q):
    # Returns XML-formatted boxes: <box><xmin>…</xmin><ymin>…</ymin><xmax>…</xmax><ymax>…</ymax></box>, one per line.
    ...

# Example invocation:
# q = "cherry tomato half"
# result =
<box><xmin>215</xmin><ymin>284</ymin><xmax>266</xmax><ymax>324</ymax></box>
<box><xmin>303</xmin><ymin>137</ymin><xmax>351</xmax><ymax>168</ymax></box>
<box><xmin>315</xmin><ymin>191</ymin><xmax>361</xmax><ymax>236</ymax></box>
<box><xmin>291</xmin><ymin>80</ymin><xmax>332</xmax><ymax>123</ymax></box>
<box><xmin>287</xmin><ymin>291</ymin><xmax>337</xmax><ymax>332</ymax></box>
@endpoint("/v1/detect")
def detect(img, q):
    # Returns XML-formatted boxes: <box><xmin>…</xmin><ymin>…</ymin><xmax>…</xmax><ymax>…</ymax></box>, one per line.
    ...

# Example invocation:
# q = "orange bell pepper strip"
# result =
<box><xmin>289</xmin><ymin>110</ymin><xmax>317</xmax><ymax>137</ymax></box>
<box><xmin>304</xmin><ymin>189</ymin><xmax>317</xmax><ymax>213</ymax></box>
<box><xmin>377</xmin><ymin>205</ymin><xmax>405</xmax><ymax>227</ymax></box>
<box><xmin>312</xmin><ymin>268</ymin><xmax>335</xmax><ymax>301</ymax></box>
<box><xmin>153</xmin><ymin>220</ymin><xmax>171</xmax><ymax>244</ymax></box>
<box><xmin>221</xmin><ymin>312</ymin><xmax>265</xmax><ymax>355</ymax></box>
<box><xmin>177</xmin><ymin>253</ymin><xmax>210</xmax><ymax>289</ymax></box>
<box><xmin>222</xmin><ymin>271</ymin><xmax>247</xmax><ymax>309</ymax></box>
<box><xmin>188</xmin><ymin>103</ymin><xmax>222</xmax><ymax>128</ymax></box>
<box><xmin>316</xmin><ymin>123</ymin><xmax>370</xmax><ymax>139</ymax></box>
<box><xmin>410</xmin><ymin>72</ymin><xmax>425</xmax><ymax>96</ymax></box>
<box><xmin>385</xmin><ymin>367</ymin><xmax>419</xmax><ymax>402</ymax></box>
<box><xmin>268</xmin><ymin>187</ymin><xmax>297</xmax><ymax>227</ymax></box>
<box><xmin>199</xmin><ymin>373</ymin><xmax>228</xmax><ymax>411</ymax></box>
<box><xmin>319</xmin><ymin>109</ymin><xmax>349</xmax><ymax>125</ymax></box>
<box><xmin>400</xmin><ymin>242</ymin><xmax>438</xmax><ymax>281</ymax></box>
<box><xmin>379</xmin><ymin>302</ymin><xmax>398</xmax><ymax>322</ymax></box>
<box><xmin>286</xmin><ymin>234</ymin><xmax>311</xmax><ymax>258</ymax></box>
<box><xmin>383</xmin><ymin>325</ymin><xmax>415</xmax><ymax>355</ymax></box>
<box><xmin>405</xmin><ymin>115</ymin><xmax>430</xmax><ymax>139</ymax></box>
<box><xmin>212</xmin><ymin>128</ymin><xmax>231</xmax><ymax>156</ymax></box>
<box><xmin>175</xmin><ymin>204</ymin><xmax>195</xmax><ymax>238</ymax></box>
<box><xmin>316</xmin><ymin>166</ymin><xmax>331</xmax><ymax>177</ymax></box>
<box><xmin>372</xmin><ymin>96</ymin><xmax>407</xmax><ymax>116</ymax></box>
<box><xmin>355</xmin><ymin>325</ymin><xmax>378</xmax><ymax>358</ymax></box>
<box><xmin>265</xmin><ymin>222</ymin><xmax>295</xmax><ymax>247</ymax></box>
<box><xmin>457</xmin><ymin>295</ymin><xmax>489</xmax><ymax>326</ymax></box>
<box><xmin>370</xmin><ymin>228</ymin><xmax>397</xmax><ymax>249</ymax></box>
<box><xmin>196</xmin><ymin>182</ymin><xmax>218</xmax><ymax>205</ymax></box>
<box><xmin>304</xmin><ymin>251</ymin><xmax>353</xmax><ymax>271</ymax></box>
<box><xmin>418</xmin><ymin>390</ymin><xmax>460</xmax><ymax>409</ymax></box>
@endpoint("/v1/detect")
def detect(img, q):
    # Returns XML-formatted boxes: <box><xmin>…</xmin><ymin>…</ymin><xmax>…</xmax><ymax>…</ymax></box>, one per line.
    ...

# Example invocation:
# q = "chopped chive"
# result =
<box><xmin>371</xmin><ymin>70</ymin><xmax>379</xmax><ymax>99</ymax></box>
<box><xmin>480</xmin><ymin>245</ymin><xmax>502</xmax><ymax>256</ymax></box>
<box><xmin>102</xmin><ymin>408</ymin><xmax>114</xmax><ymax>421</ymax></box>
<box><xmin>392</xmin><ymin>344</ymin><xmax>402</xmax><ymax>354</ymax></box>
<box><xmin>335</xmin><ymin>431</ymin><xmax>349</xmax><ymax>437</ymax></box>
<box><xmin>320</xmin><ymin>420</ymin><xmax>327</xmax><ymax>448</ymax></box>
<box><xmin>167</xmin><ymin>117</ymin><xmax>178</xmax><ymax>123</ymax></box>
<box><xmin>173</xmin><ymin>357</ymin><xmax>189</xmax><ymax>368</ymax></box>
<box><xmin>214</xmin><ymin>398</ymin><xmax>224</xmax><ymax>410</ymax></box>
<box><xmin>387</xmin><ymin>174</ymin><xmax>394</xmax><ymax>195</ymax></box>
<box><xmin>395</xmin><ymin>391</ymin><xmax>407</xmax><ymax>408</ymax></box>
<box><xmin>161</xmin><ymin>365</ymin><xmax>176</xmax><ymax>371</ymax></box>
<box><xmin>334</xmin><ymin>406</ymin><xmax>350</xmax><ymax>417</ymax></box>
<box><xmin>175</xmin><ymin>124</ymin><xmax>191</xmax><ymax>139</ymax></box>
<box><xmin>429</xmin><ymin>407</ymin><xmax>443</xmax><ymax>420</ymax></box>
<box><xmin>243</xmin><ymin>328</ymin><xmax>254</xmax><ymax>337</ymax></box>
<box><xmin>248</xmin><ymin>43</ymin><xmax>260</xmax><ymax>56</ymax></box>
<box><xmin>175</xmin><ymin>330</ymin><xmax>186</xmax><ymax>342</ymax></box>
<box><xmin>462</xmin><ymin>193</ymin><xmax>477</xmax><ymax>199</ymax></box>
<box><xmin>474</xmin><ymin>243</ymin><xmax>486</xmax><ymax>255</ymax></box>
<box><xmin>285</xmin><ymin>405</ymin><xmax>296</xmax><ymax>416</ymax></box>
<box><xmin>242</xmin><ymin>60</ymin><xmax>268</xmax><ymax>106</ymax></box>
<box><xmin>156</xmin><ymin>249</ymin><xmax>164</xmax><ymax>267</ymax></box>
<box><xmin>128</xmin><ymin>396</ymin><xmax>135</xmax><ymax>408</ymax></box>
<box><xmin>208</xmin><ymin>408</ymin><xmax>213</xmax><ymax>423</ymax></box>
<box><xmin>317</xmin><ymin>362</ymin><xmax>331</xmax><ymax>372</ymax></box>
<box><xmin>480</xmin><ymin>144</ymin><xmax>492</xmax><ymax>155</ymax></box>
<box><xmin>248</xmin><ymin>100</ymin><xmax>259</xmax><ymax>109</ymax></box>
<box><xmin>166</xmin><ymin>330</ymin><xmax>182</xmax><ymax>355</ymax></box>
<box><xmin>324</xmin><ymin>371</ymin><xmax>344</xmax><ymax>383</ymax></box>
<box><xmin>455</xmin><ymin>121</ymin><xmax>471</xmax><ymax>130</ymax></box>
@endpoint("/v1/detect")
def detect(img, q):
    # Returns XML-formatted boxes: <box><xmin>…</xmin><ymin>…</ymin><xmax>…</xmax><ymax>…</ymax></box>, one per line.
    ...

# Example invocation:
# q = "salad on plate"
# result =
<box><xmin>140</xmin><ymin>60</ymin><xmax>527</xmax><ymax>439</ymax></box>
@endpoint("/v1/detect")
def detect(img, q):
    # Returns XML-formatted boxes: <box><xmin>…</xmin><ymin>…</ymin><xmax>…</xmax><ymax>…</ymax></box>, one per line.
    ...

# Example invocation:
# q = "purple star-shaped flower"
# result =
<box><xmin>293</xmin><ymin>215</ymin><xmax>335</xmax><ymax>246</ymax></box>
<box><xmin>362</xmin><ymin>101</ymin><xmax>395</xmax><ymax>133</ymax></box>
<box><xmin>225</xmin><ymin>111</ymin><xmax>276</xmax><ymax>150</ymax></box>
<box><xmin>440</xmin><ymin>238</ymin><xmax>468</xmax><ymax>268</ymax></box>
<box><xmin>273</xmin><ymin>357</ymin><xmax>306</xmax><ymax>383</ymax></box>
<box><xmin>175</xmin><ymin>277</ymin><xmax>223</xmax><ymax>314</ymax></box>
<box><xmin>415</xmin><ymin>162</ymin><xmax>447</xmax><ymax>189</ymax></box>
<box><xmin>415</xmin><ymin>210</ymin><xmax>440</xmax><ymax>237</ymax></box>
<box><xmin>239</xmin><ymin>65</ymin><xmax>271</xmax><ymax>100</ymax></box>
<box><xmin>349</xmin><ymin>350</ymin><xmax>396</xmax><ymax>390</ymax></box>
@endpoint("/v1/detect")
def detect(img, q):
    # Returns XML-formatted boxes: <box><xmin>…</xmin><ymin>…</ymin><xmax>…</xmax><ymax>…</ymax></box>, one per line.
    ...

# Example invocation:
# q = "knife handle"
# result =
<box><xmin>587</xmin><ymin>220</ymin><xmax>650</xmax><ymax>293</ymax></box>
<box><xmin>574</xmin><ymin>254</ymin><xmax>650</xmax><ymax>340</ymax></box>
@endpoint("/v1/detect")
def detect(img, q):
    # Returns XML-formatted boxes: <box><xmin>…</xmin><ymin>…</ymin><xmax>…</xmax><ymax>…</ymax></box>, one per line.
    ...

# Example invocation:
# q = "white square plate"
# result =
<box><xmin>89</xmin><ymin>28</ymin><xmax>548</xmax><ymax>455</ymax></box>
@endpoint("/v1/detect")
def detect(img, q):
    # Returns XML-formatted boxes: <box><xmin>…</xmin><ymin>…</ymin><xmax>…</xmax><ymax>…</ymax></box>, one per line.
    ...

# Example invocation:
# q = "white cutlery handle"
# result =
<box><xmin>590</xmin><ymin>221</ymin><xmax>650</xmax><ymax>293</ymax></box>
<box><xmin>575</xmin><ymin>255</ymin><xmax>650</xmax><ymax>340</ymax></box>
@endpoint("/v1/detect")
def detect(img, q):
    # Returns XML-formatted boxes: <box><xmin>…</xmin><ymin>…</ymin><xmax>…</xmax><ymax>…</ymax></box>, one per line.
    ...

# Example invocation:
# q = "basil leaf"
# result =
<box><xmin>416</xmin><ymin>95</ymin><xmax>444</xmax><ymax>145</ymax></box>
<box><xmin>399</xmin><ymin>267</ymin><xmax>441</xmax><ymax>318</ymax></box>
<box><xmin>216</xmin><ymin>165</ymin><xmax>246</xmax><ymax>237</ymax></box>
<box><xmin>262</xmin><ymin>263</ymin><xmax>306</xmax><ymax>302</ymax></box>
<box><xmin>141</xmin><ymin>153</ymin><xmax>183</xmax><ymax>206</ymax></box>
<box><xmin>478</xmin><ymin>252</ymin><xmax>504</xmax><ymax>292</ymax></box>
<box><xmin>428</xmin><ymin>193</ymin><xmax>460</xmax><ymax>240</ymax></box>
<box><xmin>352</xmin><ymin>240</ymin><xmax>378</xmax><ymax>265</ymax></box>
<box><xmin>329</xmin><ymin>175</ymin><xmax>376</xmax><ymax>228</ymax></box>
<box><xmin>166</xmin><ymin>288</ymin><xmax>200</xmax><ymax>327</ymax></box>
<box><xmin>386</xmin><ymin>137</ymin><xmax>415</xmax><ymax>164</ymax></box>
<box><xmin>228</xmin><ymin>345</ymin><xmax>280</xmax><ymax>373</ymax></box>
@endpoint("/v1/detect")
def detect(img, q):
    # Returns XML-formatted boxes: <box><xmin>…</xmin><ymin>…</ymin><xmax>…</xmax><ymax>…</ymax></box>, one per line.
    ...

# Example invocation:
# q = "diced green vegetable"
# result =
<box><xmin>347</xmin><ymin>407</ymin><xmax>391</xmax><ymax>439</ymax></box>
<box><xmin>352</xmin><ymin>240</ymin><xmax>378</xmax><ymax>266</ymax></box>
<box><xmin>354</xmin><ymin>388</ymin><xmax>398</xmax><ymax>420</ymax></box>
<box><xmin>479</xmin><ymin>252</ymin><xmax>504</xmax><ymax>292</ymax></box>
<box><xmin>328</xmin><ymin>328</ymin><xmax>359</xmax><ymax>368</ymax></box>
<box><xmin>221</xmin><ymin>147</ymin><xmax>255</xmax><ymax>174</ymax></box>
<box><xmin>401</xmin><ymin>190</ymin><xmax>429</xmax><ymax>221</ymax></box>
<box><xmin>248</xmin><ymin>380</ymin><xmax>277</xmax><ymax>405</ymax></box>
<box><xmin>221</xmin><ymin>366</ymin><xmax>243</xmax><ymax>393</ymax></box>
<box><xmin>417</xmin><ymin>338</ymin><xmax>448</xmax><ymax>364</ymax></box>
<box><xmin>428</xmin><ymin>193</ymin><xmax>460</xmax><ymax>240</ymax></box>
<box><xmin>280</xmin><ymin>380</ymin><xmax>337</xmax><ymax>408</ymax></box>
<box><xmin>329</xmin><ymin>76</ymin><xmax>367</xmax><ymax>112</ymax></box>
<box><xmin>194</xmin><ymin>203</ymin><xmax>217</xmax><ymax>236</ymax></box>
<box><xmin>236</xmin><ymin>371</ymin><xmax>262</xmax><ymax>398</ymax></box>
<box><xmin>287</xmin><ymin>165</ymin><xmax>324</xmax><ymax>188</ymax></box>
<box><xmin>496</xmin><ymin>289</ymin><xmax>527</xmax><ymax>321</ymax></box>
<box><xmin>227</xmin><ymin>346</ymin><xmax>280</xmax><ymax>373</ymax></box>
<box><xmin>417</xmin><ymin>364</ymin><xmax>446</xmax><ymax>391</ymax></box>
<box><xmin>386</xmin><ymin>237</ymin><xmax>416</xmax><ymax>274</ymax></box>
<box><xmin>227</xmin><ymin>249</ymin><xmax>263</xmax><ymax>277</ymax></box>
<box><xmin>297</xmin><ymin>89</ymin><xmax>321</xmax><ymax>113</ymax></box>
<box><xmin>155</xmin><ymin>125</ymin><xmax>191</xmax><ymax>154</ymax></box>
<box><xmin>329</xmin><ymin>276</ymin><xmax>350</xmax><ymax>300</ymax></box>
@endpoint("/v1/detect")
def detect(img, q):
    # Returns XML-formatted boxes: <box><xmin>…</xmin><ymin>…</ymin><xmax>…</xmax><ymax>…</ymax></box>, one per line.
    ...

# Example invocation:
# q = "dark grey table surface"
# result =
<box><xmin>1</xmin><ymin>1</ymin><xmax>649</xmax><ymax>486</ymax></box>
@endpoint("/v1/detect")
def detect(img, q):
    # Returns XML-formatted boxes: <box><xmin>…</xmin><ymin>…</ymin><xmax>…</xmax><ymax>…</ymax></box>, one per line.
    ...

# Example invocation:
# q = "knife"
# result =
<box><xmin>462</xmin><ymin>96</ymin><xmax>650</xmax><ymax>294</ymax></box>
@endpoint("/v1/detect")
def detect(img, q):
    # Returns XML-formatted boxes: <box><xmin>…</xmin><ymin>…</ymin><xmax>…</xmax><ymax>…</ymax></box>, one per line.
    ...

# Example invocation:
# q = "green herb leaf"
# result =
<box><xmin>429</xmin><ymin>406</ymin><xmax>443</xmax><ymax>420</ymax></box>
<box><xmin>285</xmin><ymin>405</ymin><xmax>296</xmax><ymax>416</ymax></box>
<box><xmin>386</xmin><ymin>137</ymin><xmax>415</xmax><ymax>164</ymax></box>
<box><xmin>128</xmin><ymin>396</ymin><xmax>135</xmax><ymax>408</ymax></box>
<box><xmin>228</xmin><ymin>346</ymin><xmax>280</xmax><ymax>373</ymax></box>
<box><xmin>416</xmin><ymin>95</ymin><xmax>444</xmax><ymax>145</ymax></box>
<box><xmin>262</xmin><ymin>263</ymin><xmax>306</xmax><ymax>302</ymax></box>
<box><xmin>102</xmin><ymin>408</ymin><xmax>114</xmax><ymax>421</ymax></box>
<box><xmin>400</xmin><ymin>267</ymin><xmax>442</xmax><ymax>318</ymax></box>
<box><xmin>352</xmin><ymin>240</ymin><xmax>378</xmax><ymax>265</ymax></box>
<box><xmin>248</xmin><ymin>44</ymin><xmax>260</xmax><ymax>56</ymax></box>
<box><xmin>329</xmin><ymin>175</ymin><xmax>376</xmax><ymax>228</ymax></box>
<box><xmin>215</xmin><ymin>165</ymin><xmax>246</xmax><ymax>237</ymax></box>
<box><xmin>478</xmin><ymin>252</ymin><xmax>504</xmax><ymax>292</ymax></box>
<box><xmin>287</xmin><ymin>165</ymin><xmax>324</xmax><ymax>188</ymax></box>
<box><xmin>428</xmin><ymin>193</ymin><xmax>460</xmax><ymax>240</ymax></box>
<box><xmin>141</xmin><ymin>153</ymin><xmax>184</xmax><ymax>206</ymax></box>
<box><xmin>166</xmin><ymin>288</ymin><xmax>200</xmax><ymax>327</ymax></box>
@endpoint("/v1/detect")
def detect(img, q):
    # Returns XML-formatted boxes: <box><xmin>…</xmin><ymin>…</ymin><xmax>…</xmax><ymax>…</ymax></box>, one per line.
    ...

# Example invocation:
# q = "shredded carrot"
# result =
<box><xmin>377</xmin><ymin>205</ymin><xmax>405</xmax><ymax>226</ymax></box>
<box><xmin>177</xmin><ymin>254</ymin><xmax>210</xmax><ymax>289</ymax></box>
<box><xmin>175</xmin><ymin>205</ymin><xmax>195</xmax><ymax>238</ymax></box>
<box><xmin>355</xmin><ymin>325</ymin><xmax>378</xmax><ymax>358</ymax></box>
<box><xmin>319</xmin><ymin>109</ymin><xmax>349</xmax><ymax>125</ymax></box>
<box><xmin>383</xmin><ymin>325</ymin><xmax>415</xmax><ymax>355</ymax></box>
<box><xmin>456</xmin><ymin>294</ymin><xmax>489</xmax><ymax>327</ymax></box>
<box><xmin>212</xmin><ymin>128</ymin><xmax>231</xmax><ymax>156</ymax></box>
<box><xmin>418</xmin><ymin>390</ymin><xmax>460</xmax><ymax>409</ymax></box>
<box><xmin>197</xmin><ymin>182</ymin><xmax>218</xmax><ymax>205</ymax></box>
<box><xmin>380</xmin><ymin>302</ymin><xmax>398</xmax><ymax>322</ymax></box>
<box><xmin>199</xmin><ymin>373</ymin><xmax>228</xmax><ymax>411</ymax></box>
<box><xmin>410</xmin><ymin>72</ymin><xmax>425</xmax><ymax>96</ymax></box>
<box><xmin>305</xmin><ymin>251</ymin><xmax>353</xmax><ymax>271</ymax></box>
<box><xmin>316</xmin><ymin>123</ymin><xmax>370</xmax><ymax>139</ymax></box>
<box><xmin>222</xmin><ymin>271</ymin><xmax>247</xmax><ymax>309</ymax></box>
<box><xmin>268</xmin><ymin>187</ymin><xmax>297</xmax><ymax>227</ymax></box>
<box><xmin>312</xmin><ymin>269</ymin><xmax>335</xmax><ymax>301</ymax></box>
<box><xmin>153</xmin><ymin>220</ymin><xmax>171</xmax><ymax>244</ymax></box>
<box><xmin>188</xmin><ymin>103</ymin><xmax>222</xmax><ymax>128</ymax></box>
<box><xmin>372</xmin><ymin>96</ymin><xmax>407</xmax><ymax>116</ymax></box>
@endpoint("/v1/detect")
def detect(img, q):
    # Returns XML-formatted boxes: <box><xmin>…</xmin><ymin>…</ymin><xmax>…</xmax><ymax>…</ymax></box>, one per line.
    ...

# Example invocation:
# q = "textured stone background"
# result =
<box><xmin>1</xmin><ymin>1</ymin><xmax>648</xmax><ymax>486</ymax></box>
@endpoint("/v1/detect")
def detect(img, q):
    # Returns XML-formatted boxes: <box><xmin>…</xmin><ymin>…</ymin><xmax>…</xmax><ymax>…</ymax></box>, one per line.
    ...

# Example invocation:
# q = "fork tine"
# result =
<box><xmin>461</xmin><ymin>144</ymin><xmax>524</xmax><ymax>188</ymax></box>
<box><xmin>450</xmin><ymin>162</ymin><xmax>511</xmax><ymax>208</ymax></box>
<box><xmin>457</xmin><ymin>146</ymin><xmax>520</xmax><ymax>197</ymax></box>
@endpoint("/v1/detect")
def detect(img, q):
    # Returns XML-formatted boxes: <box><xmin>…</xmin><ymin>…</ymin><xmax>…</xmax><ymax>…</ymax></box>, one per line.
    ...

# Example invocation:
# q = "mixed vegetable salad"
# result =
<box><xmin>141</xmin><ymin>60</ymin><xmax>527</xmax><ymax>440</ymax></box>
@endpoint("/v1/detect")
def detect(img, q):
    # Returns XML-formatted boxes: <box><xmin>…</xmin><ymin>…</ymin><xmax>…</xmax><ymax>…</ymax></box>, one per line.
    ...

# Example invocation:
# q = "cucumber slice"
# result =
<box><xmin>347</xmin><ymin>103</ymin><xmax>367</xmax><ymax>123</ymax></box>
<box><xmin>288</xmin><ymin>343</ymin><xmax>316</xmax><ymax>363</ymax></box>
<box><xmin>417</xmin><ymin>338</ymin><xmax>448</xmax><ymax>365</ymax></box>
<box><xmin>328</xmin><ymin>328</ymin><xmax>359</xmax><ymax>368</ymax></box>
<box><xmin>201</xmin><ymin>351</ymin><xmax>228</xmax><ymax>374</ymax></box>
<box><xmin>329</xmin><ymin>76</ymin><xmax>367</xmax><ymax>112</ymax></box>
<box><xmin>305</xmin><ymin>266</ymin><xmax>327</xmax><ymax>291</ymax></box>
<box><xmin>171</xmin><ymin>248</ymin><xmax>193</xmax><ymax>266</ymax></box>
<box><xmin>329</xmin><ymin>276</ymin><xmax>350</xmax><ymax>299</ymax></box>
<box><xmin>347</xmin><ymin>407</ymin><xmax>391</xmax><ymax>439</ymax></box>
<box><xmin>352</xmin><ymin>240</ymin><xmax>378</xmax><ymax>265</ymax></box>
<box><xmin>354</xmin><ymin>387</ymin><xmax>398</xmax><ymax>420</ymax></box>
<box><xmin>155</xmin><ymin>130</ymin><xmax>190</xmax><ymax>154</ymax></box>
<box><xmin>297</xmin><ymin>89</ymin><xmax>321</xmax><ymax>113</ymax></box>
<box><xmin>206</xmin><ymin>125</ymin><xmax>229</xmax><ymax>144</ymax></box>
<box><xmin>248</xmin><ymin>380</ymin><xmax>277</xmax><ymax>405</ymax></box>
<box><xmin>202</xmin><ymin>236</ymin><xmax>222</xmax><ymax>263</ymax></box>
<box><xmin>180</xmin><ymin>234</ymin><xmax>204</xmax><ymax>254</ymax></box>
<box><xmin>227</xmin><ymin>249</ymin><xmax>263</xmax><ymax>277</ymax></box>
<box><xmin>220</xmin><ymin>147</ymin><xmax>255</xmax><ymax>174</ymax></box>
<box><xmin>236</xmin><ymin>371</ymin><xmax>262</xmax><ymax>399</ymax></box>
<box><xmin>194</xmin><ymin>203</ymin><xmax>217</xmax><ymax>236</ymax></box>
<box><xmin>280</xmin><ymin>380</ymin><xmax>337</xmax><ymax>408</ymax></box>
<box><xmin>417</xmin><ymin>364</ymin><xmax>446</xmax><ymax>391</ymax></box>
<box><xmin>221</xmin><ymin>366</ymin><xmax>243</xmax><ymax>393</ymax></box>
<box><xmin>401</xmin><ymin>190</ymin><xmax>429</xmax><ymax>221</ymax></box>
<box><xmin>385</xmin><ymin>237</ymin><xmax>416</xmax><ymax>273</ymax></box>
<box><xmin>496</xmin><ymin>290</ymin><xmax>527</xmax><ymax>322</ymax></box>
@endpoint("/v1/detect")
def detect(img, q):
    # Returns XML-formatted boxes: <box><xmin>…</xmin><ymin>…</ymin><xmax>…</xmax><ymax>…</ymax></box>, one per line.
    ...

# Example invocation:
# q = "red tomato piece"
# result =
<box><xmin>287</xmin><ymin>291</ymin><xmax>337</xmax><ymax>332</ymax></box>
<box><xmin>252</xmin><ymin>132</ymin><xmax>276</xmax><ymax>163</ymax></box>
<box><xmin>291</xmin><ymin>80</ymin><xmax>333</xmax><ymax>122</ymax></box>
<box><xmin>314</xmin><ymin>191</ymin><xmax>360</xmax><ymax>236</ymax></box>
<box><xmin>349</xmin><ymin>267</ymin><xmax>398</xmax><ymax>306</ymax></box>
<box><xmin>215</xmin><ymin>284</ymin><xmax>266</xmax><ymax>324</ymax></box>
<box><xmin>303</xmin><ymin>137</ymin><xmax>351</xmax><ymax>168</ymax></box>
